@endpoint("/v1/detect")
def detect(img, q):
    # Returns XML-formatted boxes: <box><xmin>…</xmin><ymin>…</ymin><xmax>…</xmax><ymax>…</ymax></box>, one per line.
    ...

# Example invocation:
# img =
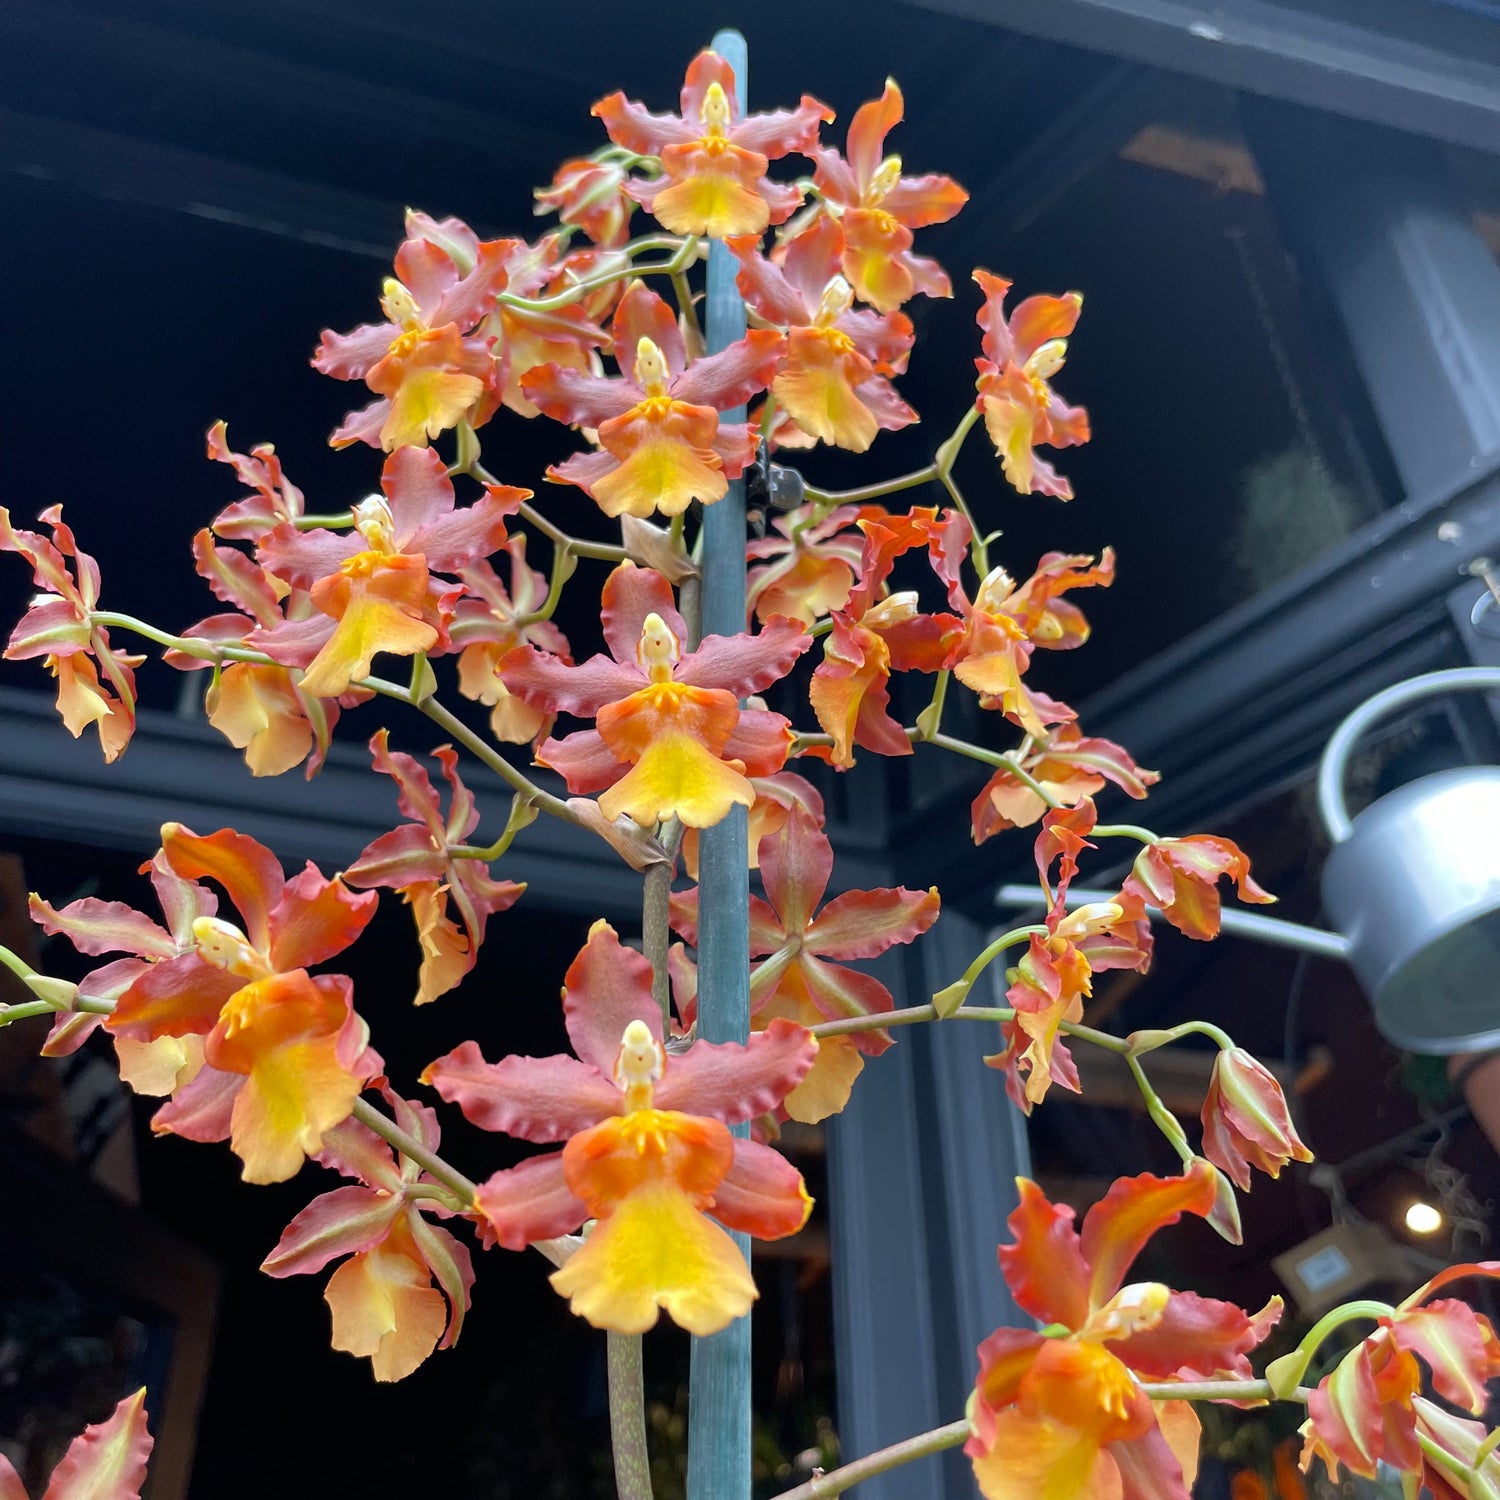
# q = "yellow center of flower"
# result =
<box><xmin>700</xmin><ymin>81</ymin><xmax>731</xmax><ymax>139</ymax></box>
<box><xmin>814</xmin><ymin>276</ymin><xmax>856</xmax><ymax>331</ymax></box>
<box><xmin>614</xmin><ymin>1018</ymin><xmax>666</xmax><ymax>1112</ymax></box>
<box><xmin>633</xmin><ymin>337</ymin><xmax>671</xmax><ymax>399</ymax></box>
<box><xmin>379</xmin><ymin>278</ymin><xmax>423</xmax><ymax>331</ymax></box>
<box><xmin>352</xmin><ymin>496</ymin><xmax>398</xmax><ymax>556</ymax></box>
<box><xmin>866</xmin><ymin>154</ymin><xmax>902</xmax><ymax>206</ymax></box>
<box><xmin>636</xmin><ymin>611</ymin><xmax>680</xmax><ymax>683</ymax></box>
<box><xmin>191</xmin><ymin>915</ymin><xmax>272</xmax><ymax>982</ymax></box>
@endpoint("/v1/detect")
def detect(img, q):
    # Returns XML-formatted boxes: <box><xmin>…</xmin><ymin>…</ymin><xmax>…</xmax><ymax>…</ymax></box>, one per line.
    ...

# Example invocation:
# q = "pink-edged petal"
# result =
<box><xmin>314</xmin><ymin>321</ymin><xmax>398</xmax><ymax>380</ymax></box>
<box><xmin>407</xmin><ymin>1214</ymin><xmax>475</xmax><ymax>1348</ymax></box>
<box><xmin>316</xmin><ymin>1115</ymin><xmax>403</xmax><ymax>1189</ymax></box>
<box><xmin>1080</xmin><ymin>1163</ymin><xmax>1218</xmax><ymax>1309</ymax></box>
<box><xmin>261</xmin><ymin>1184</ymin><xmax>402</xmax><ymax>1277</ymax></box>
<box><xmin>27</xmin><ymin>894</ymin><xmax>174</xmax><ymax>959</ymax></box>
<box><xmin>655</xmin><ymin>1017</ymin><xmax>816</xmax><ymax>1122</ymax></box>
<box><xmin>731</xmin><ymin>96</ymin><xmax>833</xmax><ymax>158</ymax></box>
<box><xmin>345</xmin><ymin>824</ymin><xmax>444</xmax><ymax>890</ymax></box>
<box><xmin>108</xmin><ymin>952</ymin><xmax>240</xmax><ymax>1040</ymax></box>
<box><xmin>41</xmin><ymin>1387</ymin><xmax>152</xmax><ymax>1500</ymax></box>
<box><xmin>671</xmin><ymin>330</ymin><xmax>785</xmax><ymax>410</ymax></box>
<box><xmin>846</xmin><ymin>80</ymin><xmax>903</xmax><ymax>189</ymax></box>
<box><xmin>380</xmin><ymin>444</ymin><xmax>456</xmax><ymax>542</ymax></box>
<box><xmin>1392</xmin><ymin>1300</ymin><xmax>1500</xmax><ymax>1413</ymax></box>
<box><xmin>591</xmin><ymin>92</ymin><xmax>700</xmax><ymax>155</ymax></box>
<box><xmin>268</xmin><ymin>864</ymin><xmax>378</xmax><ymax>972</ymax></box>
<box><xmin>759</xmin><ymin>804</ymin><xmax>832</xmax><ymax>935</ymax></box>
<box><xmin>1108</xmin><ymin>1419</ymin><xmax>1196</xmax><ymax>1500</ymax></box>
<box><xmin>712</xmin><ymin>1138</ymin><xmax>812</xmax><ymax>1238</ymax></box>
<box><xmin>881</xmin><ymin>173</ymin><xmax>969</xmax><ymax>228</ymax></box>
<box><xmin>500</xmin><ymin>644</ymin><xmax>643</xmax><ymax>716</ymax></box>
<box><xmin>521</xmin><ymin>365</ymin><xmax>638</xmax><ymax>428</ymax></box>
<box><xmin>997</xmin><ymin>1177</ymin><xmax>1091</xmax><ymax>1329</ymax></box>
<box><xmin>600</xmin><ymin>561</ymin><xmax>687</xmax><ymax>663</ymax></box>
<box><xmin>536</xmin><ymin>729</ymin><xmax>627</xmax><ymax>795</ymax></box>
<box><xmin>723</xmin><ymin>709</ymin><xmax>794</xmax><ymax>776</ymax></box>
<box><xmin>788</xmin><ymin>955</ymin><xmax>897</xmax><ymax>1047</ymax></box>
<box><xmin>1110</xmin><ymin>1291</ymin><xmax>1281</xmax><ymax>1380</ymax></box>
<box><xmin>728</xmin><ymin>236</ymin><xmax>811</xmax><ymax>325</ymax></box>
<box><xmin>805</xmin><ymin>884</ymin><xmax>940</xmax><ymax>959</ymax></box>
<box><xmin>256</xmin><ymin>525</ymin><xmax>362</xmax><ymax>593</ymax></box>
<box><xmin>562</xmin><ymin>920</ymin><xmax>662</xmax><ymax>1072</ymax></box>
<box><xmin>411</xmin><ymin>487</ymin><xmax>521</xmax><ymax>576</ymax></box>
<box><xmin>329</xmin><ymin>398</ymin><xmax>392</xmax><ymax>451</ymax></box>
<box><xmin>474</xmin><ymin>1150</ymin><xmax>587</xmax><ymax>1250</ymax></box>
<box><xmin>150</xmin><ymin>1063</ymin><xmax>240</xmax><ymax>1142</ymax></box>
<box><xmin>422</xmin><ymin>1042</ymin><xmax>622</xmax><ymax>1143</ymax></box>
<box><xmin>677</xmin><ymin>616</ymin><xmax>810</xmax><ymax>697</ymax></box>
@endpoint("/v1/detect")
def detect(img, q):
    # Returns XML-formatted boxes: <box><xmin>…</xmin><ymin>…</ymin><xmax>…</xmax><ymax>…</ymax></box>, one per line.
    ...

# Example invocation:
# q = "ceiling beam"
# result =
<box><xmin>901</xmin><ymin>0</ymin><xmax>1500</xmax><ymax>155</ymax></box>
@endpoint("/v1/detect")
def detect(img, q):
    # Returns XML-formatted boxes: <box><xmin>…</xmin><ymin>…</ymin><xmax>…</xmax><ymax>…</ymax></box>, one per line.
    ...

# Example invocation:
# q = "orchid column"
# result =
<box><xmin>686</xmin><ymin>29</ymin><xmax>754</xmax><ymax>1500</ymax></box>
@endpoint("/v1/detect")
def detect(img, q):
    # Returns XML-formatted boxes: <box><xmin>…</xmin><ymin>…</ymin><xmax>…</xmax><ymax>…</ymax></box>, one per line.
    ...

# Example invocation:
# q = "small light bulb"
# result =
<box><xmin>1405</xmin><ymin>1200</ymin><xmax>1443</xmax><ymax>1235</ymax></box>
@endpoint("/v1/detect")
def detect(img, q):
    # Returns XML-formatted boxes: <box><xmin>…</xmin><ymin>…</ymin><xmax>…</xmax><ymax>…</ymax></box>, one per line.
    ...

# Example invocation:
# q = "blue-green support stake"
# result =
<box><xmin>687</xmin><ymin>26</ymin><xmax>753</xmax><ymax>1500</ymax></box>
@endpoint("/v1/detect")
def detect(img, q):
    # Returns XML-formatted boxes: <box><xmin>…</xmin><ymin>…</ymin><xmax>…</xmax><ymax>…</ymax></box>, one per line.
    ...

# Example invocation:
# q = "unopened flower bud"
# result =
<box><xmin>1201</xmin><ymin>1047</ymin><xmax>1312</xmax><ymax>1191</ymax></box>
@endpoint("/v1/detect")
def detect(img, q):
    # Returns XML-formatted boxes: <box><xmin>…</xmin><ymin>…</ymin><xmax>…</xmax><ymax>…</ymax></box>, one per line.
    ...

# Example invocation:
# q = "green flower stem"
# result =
<box><xmin>293</xmin><ymin>511</ymin><xmax>354</xmax><ymax>530</ymax></box>
<box><xmin>802</xmin><ymin>464</ymin><xmax>938</xmax><ymax>508</ymax></box>
<box><xmin>775</xmin><ymin>1419</ymin><xmax>971</xmax><ymax>1500</ymax></box>
<box><xmin>0</xmin><ymin>999</ymin><xmax>59</xmax><ymax>1025</ymax></box>
<box><xmin>1264</xmin><ymin>1299</ymin><xmax>1395</xmax><ymax>1395</ymax></box>
<box><xmin>350</xmin><ymin>1096</ymin><xmax>478</xmax><ymax>1204</ymax></box>
<box><xmin>922</xmin><ymin>732</ymin><xmax>1061</xmax><ymax>807</ymax></box>
<box><xmin>673</xmin><ymin>270</ymin><xmax>705</xmax><ymax>359</ymax></box>
<box><xmin>1418</xmin><ymin>1431</ymin><xmax>1476</xmax><ymax>1489</ymax></box>
<box><xmin>1126</xmin><ymin>1053</ymin><xmax>1193</xmax><ymax>1159</ymax></box>
<box><xmin>808</xmin><ymin>1003</ymin><xmax>1133</xmax><ymax>1060</ymax></box>
<box><xmin>758</xmin><ymin>394</ymin><xmax>779</xmax><ymax>444</ymax></box>
<box><xmin>1129</xmin><ymin>1019</ymin><xmax>1235</xmax><ymax>1056</ymax></box>
<box><xmin>641</xmin><ymin>815</ymin><xmax>683</xmax><ymax>1032</ymax></box>
<box><xmin>607</xmin><ymin>1331</ymin><xmax>654</xmax><ymax>1500</ymax></box>
<box><xmin>450</xmin><ymin>791</ymin><xmax>540</xmax><ymax>863</ymax></box>
<box><xmin>88</xmin><ymin>612</ymin><xmax>277</xmax><ymax>668</ymax></box>
<box><xmin>512</xmin><ymin>499</ymin><xmax>629</xmax><ymax>564</ymax></box>
<box><xmin>515</xmin><ymin>539</ymin><xmax>578</xmax><ymax>627</ymax></box>
<box><xmin>498</xmin><ymin>234</ymin><xmax>699</xmax><ymax>315</ymax></box>
<box><xmin>807</xmin><ymin>617</ymin><xmax>835</xmax><ymax>640</ymax></box>
<box><xmin>1092</xmin><ymin>823</ymin><xmax>1158</xmax><ymax>844</ymax></box>
<box><xmin>913</xmin><ymin>669</ymin><xmax>950</xmax><ymax>741</ymax></box>
<box><xmin>951</xmin><ymin>923</ymin><xmax>1050</xmax><ymax>995</ymax></box>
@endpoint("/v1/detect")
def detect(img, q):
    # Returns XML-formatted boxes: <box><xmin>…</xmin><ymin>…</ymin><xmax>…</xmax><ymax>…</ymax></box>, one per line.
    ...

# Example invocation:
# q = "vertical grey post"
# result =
<box><xmin>687</xmin><ymin>27</ymin><xmax>752</xmax><ymax>1500</ymax></box>
<box><xmin>1246</xmin><ymin>103</ymin><xmax>1500</xmax><ymax>497</ymax></box>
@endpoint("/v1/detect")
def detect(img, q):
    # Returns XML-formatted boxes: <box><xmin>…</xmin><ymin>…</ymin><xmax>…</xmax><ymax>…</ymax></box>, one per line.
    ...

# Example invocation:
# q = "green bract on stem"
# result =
<box><xmin>1265</xmin><ymin>1300</ymin><xmax>1397</xmax><ymax>1396</ymax></box>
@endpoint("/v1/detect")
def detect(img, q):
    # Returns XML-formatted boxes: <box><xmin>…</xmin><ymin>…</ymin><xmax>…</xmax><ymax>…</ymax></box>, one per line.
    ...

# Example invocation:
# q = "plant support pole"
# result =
<box><xmin>686</xmin><ymin>26</ymin><xmax>753</xmax><ymax>1500</ymax></box>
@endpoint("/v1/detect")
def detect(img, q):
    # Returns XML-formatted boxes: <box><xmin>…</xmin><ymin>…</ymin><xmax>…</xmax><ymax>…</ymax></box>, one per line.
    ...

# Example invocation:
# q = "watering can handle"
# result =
<box><xmin>1317</xmin><ymin>667</ymin><xmax>1500</xmax><ymax>843</ymax></box>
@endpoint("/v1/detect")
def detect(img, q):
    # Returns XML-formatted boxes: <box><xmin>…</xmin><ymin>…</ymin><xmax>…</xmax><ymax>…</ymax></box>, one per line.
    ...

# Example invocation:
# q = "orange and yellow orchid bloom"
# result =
<box><xmin>263</xmin><ymin>1093</ymin><xmax>474</xmax><ymax>1382</ymax></box>
<box><xmin>971</xmin><ymin>723</ymin><xmax>1159</xmax><ymax>843</ymax></box>
<box><xmin>35</xmin><ymin>824</ymin><xmax>380</xmax><ymax>1183</ymax></box>
<box><xmin>973</xmin><ymin>269</ymin><xmax>1091</xmax><ymax>499</ymax></box>
<box><xmin>745</xmin><ymin>503</ymin><xmax>881</xmax><ymax>628</ymax></box>
<box><xmin>728</xmin><ymin>215</ymin><xmax>917</xmax><ymax>451</ymax></box>
<box><xmin>345</xmin><ymin>730</ymin><xmax>525</xmax><ymax>1005</ymax></box>
<box><xmin>423</xmin><ymin>921</ymin><xmax>816</xmax><ymax>1335</ymax></box>
<box><xmin>534</xmin><ymin>156</ymin><xmax>636</xmax><ymax>247</ymax></box>
<box><xmin>593</xmin><ymin>50</ymin><xmax>830</xmax><ymax>239</ymax></box>
<box><xmin>1122</xmin><ymin>832</ymin><xmax>1275</xmax><ymax>941</ymax></box>
<box><xmin>523</xmin><ymin>281</ymin><xmax>783</xmax><ymax>518</ymax></box>
<box><xmin>1298</xmin><ymin>1264</ymin><xmax>1500</xmax><ymax>1486</ymax></box>
<box><xmin>1201</xmin><ymin>1046</ymin><xmax>1312</xmax><ymax>1190</ymax></box>
<box><xmin>807</xmin><ymin>79</ymin><xmax>968</xmax><ymax>313</ymax></box>
<box><xmin>0</xmin><ymin>505</ymin><xmax>144</xmax><ymax>764</ymax></box>
<box><xmin>968</xmin><ymin>1165</ymin><xmax>1280</xmax><ymax>1500</ymax></box>
<box><xmin>315</xmin><ymin>210</ymin><xmax>516</xmax><ymax>451</ymax></box>
<box><xmin>671</xmin><ymin>804</ymin><xmax>939</xmax><ymax>1123</ymax></box>
<box><xmin>987</xmin><ymin>801</ymin><xmax>1152</xmax><ymax>1109</ymax></box>
<box><xmin>807</xmin><ymin>510</ymin><xmax>961</xmax><ymax>768</ymax></box>
<box><xmin>450</xmin><ymin>534</ymin><xmax>572</xmax><ymax>745</ymax></box>
<box><xmin>254</xmin><ymin>445</ymin><xmax>524</xmax><ymax>698</ymax></box>
<box><xmin>501</xmin><ymin>562</ymin><xmax>808</xmax><ymax>829</ymax></box>
<box><xmin>205</xmin><ymin>419</ymin><xmax>306</xmax><ymax>541</ymax></box>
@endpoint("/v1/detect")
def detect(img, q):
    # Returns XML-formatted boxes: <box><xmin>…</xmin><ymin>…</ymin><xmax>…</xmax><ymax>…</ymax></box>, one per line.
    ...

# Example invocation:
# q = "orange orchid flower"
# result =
<box><xmin>450</xmin><ymin>535</ymin><xmax>572</xmax><ymax>745</ymax></box>
<box><xmin>501</xmin><ymin>562</ymin><xmax>808</xmax><ymax>829</ymax></box>
<box><xmin>36</xmin><ymin>824</ymin><xmax>379</xmax><ymax>1183</ymax></box>
<box><xmin>967</xmin><ymin>1166</ymin><xmax>1280</xmax><ymax>1500</ymax></box>
<box><xmin>971</xmin><ymin>723</ymin><xmax>1159</xmax><ymax>843</ymax></box>
<box><xmin>534</xmin><ymin>157</ymin><xmax>636</xmax><ymax>247</ymax></box>
<box><xmin>254</xmin><ymin>445</ymin><xmax>525</xmax><ymax>698</ymax></box>
<box><xmin>745</xmin><ymin>503</ymin><xmax>882</xmax><ymax>628</ymax></box>
<box><xmin>424</xmin><ymin>921</ymin><xmax>817</xmax><ymax>1335</ymax></box>
<box><xmin>345</xmin><ymin>730</ymin><xmax>525</xmax><ymax>1005</ymax></box>
<box><xmin>594</xmin><ymin>50</ymin><xmax>831</xmax><ymax>239</ymax></box>
<box><xmin>523</xmin><ymin>281</ymin><xmax>782</xmax><ymax>518</ymax></box>
<box><xmin>0</xmin><ymin>505</ymin><xmax>144</xmax><ymax>764</ymax></box>
<box><xmin>1201</xmin><ymin>1047</ymin><xmax>1312</xmax><ymax>1190</ymax></box>
<box><xmin>807</xmin><ymin>79</ymin><xmax>968</xmax><ymax>313</ymax></box>
<box><xmin>1299</xmin><ymin>1263</ymin><xmax>1500</xmax><ymax>1485</ymax></box>
<box><xmin>315</xmin><ymin>211</ymin><xmax>516</xmax><ymax>451</ymax></box>
<box><xmin>263</xmin><ymin>1093</ymin><xmax>474</xmax><ymax>1382</ymax></box>
<box><xmin>671</xmin><ymin>804</ymin><xmax>939</xmax><ymax>1123</ymax></box>
<box><xmin>728</xmin><ymin>215</ymin><xmax>917</xmax><ymax>451</ymax></box>
<box><xmin>1122</xmin><ymin>832</ymin><xmax>1275</xmax><ymax>941</ymax></box>
<box><xmin>205</xmin><ymin>419</ymin><xmax>306</xmax><ymax>541</ymax></box>
<box><xmin>807</xmin><ymin>510</ymin><xmax>962</xmax><ymax>768</ymax></box>
<box><xmin>973</xmin><ymin>269</ymin><xmax>1091</xmax><ymax>499</ymax></box>
<box><xmin>987</xmin><ymin>801</ymin><xmax>1152</xmax><ymax>1109</ymax></box>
